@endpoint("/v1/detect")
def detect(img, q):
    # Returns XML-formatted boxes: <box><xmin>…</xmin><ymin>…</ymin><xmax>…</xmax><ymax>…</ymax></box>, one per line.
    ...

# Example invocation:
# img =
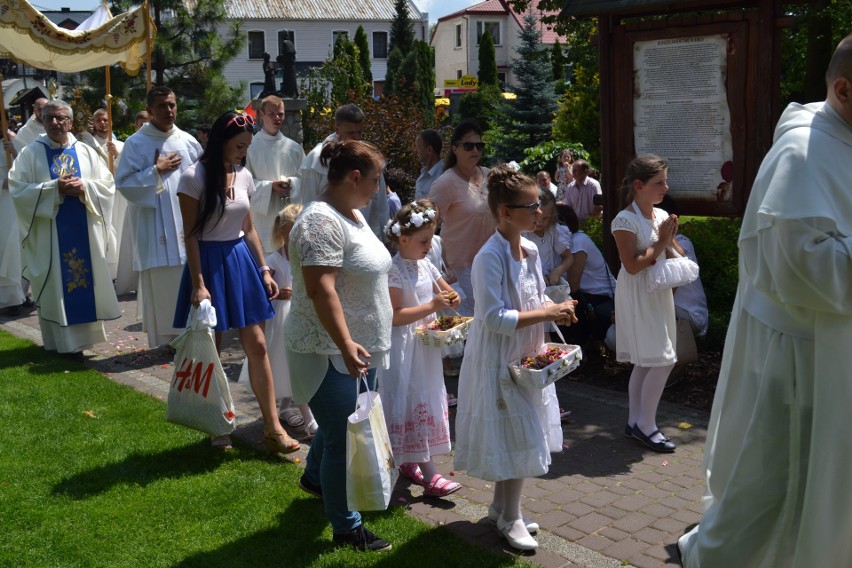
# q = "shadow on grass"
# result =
<box><xmin>173</xmin><ymin>499</ymin><xmax>329</xmax><ymax>567</ymax></box>
<box><xmin>0</xmin><ymin>342</ymin><xmax>90</xmax><ymax>375</ymax></box>
<box><xmin>52</xmin><ymin>441</ymin><xmax>246</xmax><ymax>499</ymax></box>
<box><xmin>174</xmin><ymin>503</ymin><xmax>521</xmax><ymax>568</ymax></box>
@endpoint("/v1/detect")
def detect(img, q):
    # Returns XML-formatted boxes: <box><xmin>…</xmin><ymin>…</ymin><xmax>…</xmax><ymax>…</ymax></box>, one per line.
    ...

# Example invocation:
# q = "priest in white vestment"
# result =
<box><xmin>679</xmin><ymin>34</ymin><xmax>852</xmax><ymax>567</ymax></box>
<box><xmin>298</xmin><ymin>103</ymin><xmax>389</xmax><ymax>239</ymax></box>
<box><xmin>8</xmin><ymin>100</ymin><xmax>120</xmax><ymax>354</ymax></box>
<box><xmin>115</xmin><ymin>87</ymin><xmax>202</xmax><ymax>347</ymax></box>
<box><xmin>0</xmin><ymin>140</ymin><xmax>24</xmax><ymax>310</ymax></box>
<box><xmin>12</xmin><ymin>97</ymin><xmax>47</xmax><ymax>153</ymax></box>
<box><xmin>82</xmin><ymin>108</ymin><xmax>127</xmax><ymax>281</ymax></box>
<box><xmin>245</xmin><ymin>95</ymin><xmax>304</xmax><ymax>253</ymax></box>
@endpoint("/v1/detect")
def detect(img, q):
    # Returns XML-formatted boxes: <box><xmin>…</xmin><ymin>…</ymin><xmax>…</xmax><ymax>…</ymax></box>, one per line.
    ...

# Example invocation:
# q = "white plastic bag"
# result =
<box><xmin>166</xmin><ymin>301</ymin><xmax>236</xmax><ymax>436</ymax></box>
<box><xmin>346</xmin><ymin>372</ymin><xmax>398</xmax><ymax>511</ymax></box>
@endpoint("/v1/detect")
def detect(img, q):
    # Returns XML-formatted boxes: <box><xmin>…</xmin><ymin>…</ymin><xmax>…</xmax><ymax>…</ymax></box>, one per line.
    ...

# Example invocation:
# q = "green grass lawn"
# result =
<box><xmin>0</xmin><ymin>331</ymin><xmax>529</xmax><ymax>568</ymax></box>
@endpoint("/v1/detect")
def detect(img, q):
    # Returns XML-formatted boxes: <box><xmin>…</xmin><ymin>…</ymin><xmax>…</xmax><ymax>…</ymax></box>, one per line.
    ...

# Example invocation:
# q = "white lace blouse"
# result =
<box><xmin>285</xmin><ymin>201</ymin><xmax>392</xmax><ymax>403</ymax></box>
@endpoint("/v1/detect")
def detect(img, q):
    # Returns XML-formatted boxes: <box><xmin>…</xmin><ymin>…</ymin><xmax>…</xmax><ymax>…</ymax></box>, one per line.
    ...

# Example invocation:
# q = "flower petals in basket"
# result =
<box><xmin>416</xmin><ymin>316</ymin><xmax>473</xmax><ymax>348</ymax></box>
<box><xmin>509</xmin><ymin>343</ymin><xmax>582</xmax><ymax>388</ymax></box>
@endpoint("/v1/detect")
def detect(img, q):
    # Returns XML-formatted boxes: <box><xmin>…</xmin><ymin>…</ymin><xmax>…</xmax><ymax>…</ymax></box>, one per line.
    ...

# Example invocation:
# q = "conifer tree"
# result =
<box><xmin>490</xmin><ymin>13</ymin><xmax>557</xmax><ymax>163</ymax></box>
<box><xmin>389</xmin><ymin>0</ymin><xmax>415</xmax><ymax>53</ymax></box>
<box><xmin>550</xmin><ymin>39</ymin><xmax>566</xmax><ymax>81</ymax></box>
<box><xmin>478</xmin><ymin>30</ymin><xmax>499</xmax><ymax>87</ymax></box>
<box><xmin>354</xmin><ymin>26</ymin><xmax>373</xmax><ymax>85</ymax></box>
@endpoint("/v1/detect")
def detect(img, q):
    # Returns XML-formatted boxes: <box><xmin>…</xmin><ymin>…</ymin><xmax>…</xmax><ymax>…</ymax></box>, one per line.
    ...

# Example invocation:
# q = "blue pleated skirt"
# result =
<box><xmin>173</xmin><ymin>237</ymin><xmax>275</xmax><ymax>332</ymax></box>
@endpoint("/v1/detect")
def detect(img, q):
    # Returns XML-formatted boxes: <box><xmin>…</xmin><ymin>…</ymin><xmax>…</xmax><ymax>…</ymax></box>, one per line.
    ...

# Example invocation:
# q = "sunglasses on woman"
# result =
<box><xmin>455</xmin><ymin>141</ymin><xmax>486</xmax><ymax>151</ymax></box>
<box><xmin>226</xmin><ymin>113</ymin><xmax>255</xmax><ymax>129</ymax></box>
<box><xmin>506</xmin><ymin>200</ymin><xmax>542</xmax><ymax>213</ymax></box>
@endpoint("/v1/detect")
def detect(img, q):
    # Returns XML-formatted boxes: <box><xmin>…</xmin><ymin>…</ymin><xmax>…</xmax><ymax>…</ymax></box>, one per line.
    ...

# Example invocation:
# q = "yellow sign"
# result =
<box><xmin>444</xmin><ymin>75</ymin><xmax>478</xmax><ymax>89</ymax></box>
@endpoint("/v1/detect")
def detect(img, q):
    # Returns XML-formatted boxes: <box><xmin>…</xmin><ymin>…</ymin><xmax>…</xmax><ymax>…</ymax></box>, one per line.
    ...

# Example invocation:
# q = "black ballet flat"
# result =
<box><xmin>624</xmin><ymin>424</ymin><xmax>634</xmax><ymax>438</ymax></box>
<box><xmin>632</xmin><ymin>426</ymin><xmax>676</xmax><ymax>453</ymax></box>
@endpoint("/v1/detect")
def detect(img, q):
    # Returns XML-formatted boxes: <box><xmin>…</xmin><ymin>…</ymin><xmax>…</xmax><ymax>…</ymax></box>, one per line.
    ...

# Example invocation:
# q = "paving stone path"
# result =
<box><xmin>1</xmin><ymin>294</ymin><xmax>707</xmax><ymax>567</ymax></box>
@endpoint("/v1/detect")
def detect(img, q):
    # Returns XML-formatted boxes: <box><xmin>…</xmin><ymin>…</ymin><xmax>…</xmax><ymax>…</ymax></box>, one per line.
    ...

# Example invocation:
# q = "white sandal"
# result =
<box><xmin>281</xmin><ymin>407</ymin><xmax>305</xmax><ymax>428</ymax></box>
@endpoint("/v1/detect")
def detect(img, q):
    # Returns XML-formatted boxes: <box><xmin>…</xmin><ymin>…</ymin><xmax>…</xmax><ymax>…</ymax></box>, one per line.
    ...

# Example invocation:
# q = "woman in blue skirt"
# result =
<box><xmin>173</xmin><ymin>109</ymin><xmax>300</xmax><ymax>454</ymax></box>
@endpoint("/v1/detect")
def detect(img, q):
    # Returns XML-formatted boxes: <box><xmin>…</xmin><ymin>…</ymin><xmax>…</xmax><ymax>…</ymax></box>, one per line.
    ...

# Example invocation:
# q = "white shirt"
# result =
<box><xmin>298</xmin><ymin>133</ymin><xmax>390</xmax><ymax>240</ymax></box>
<box><xmin>570</xmin><ymin>230</ymin><xmax>616</xmax><ymax>296</ymax></box>
<box><xmin>673</xmin><ymin>234</ymin><xmax>708</xmax><ymax>336</ymax></box>
<box><xmin>285</xmin><ymin>201</ymin><xmax>392</xmax><ymax>403</ymax></box>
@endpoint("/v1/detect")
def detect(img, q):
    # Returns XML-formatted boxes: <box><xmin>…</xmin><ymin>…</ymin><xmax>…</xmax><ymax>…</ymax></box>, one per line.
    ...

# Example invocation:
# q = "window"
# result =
<box><xmin>456</xmin><ymin>69</ymin><xmax>463</xmax><ymax>79</ymax></box>
<box><xmin>332</xmin><ymin>30</ymin><xmax>349</xmax><ymax>48</ymax></box>
<box><xmin>372</xmin><ymin>31</ymin><xmax>388</xmax><ymax>59</ymax></box>
<box><xmin>250</xmin><ymin>82</ymin><xmax>265</xmax><ymax>100</ymax></box>
<box><xmin>476</xmin><ymin>21</ymin><xmax>500</xmax><ymax>46</ymax></box>
<box><xmin>248</xmin><ymin>31</ymin><xmax>265</xmax><ymax>59</ymax></box>
<box><xmin>278</xmin><ymin>30</ymin><xmax>295</xmax><ymax>54</ymax></box>
<box><xmin>498</xmin><ymin>72</ymin><xmax>507</xmax><ymax>87</ymax></box>
<box><xmin>455</xmin><ymin>24</ymin><xmax>462</xmax><ymax>48</ymax></box>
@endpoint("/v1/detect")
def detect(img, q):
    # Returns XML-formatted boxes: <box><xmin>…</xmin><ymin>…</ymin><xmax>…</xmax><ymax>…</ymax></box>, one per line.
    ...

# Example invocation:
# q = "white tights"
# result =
<box><xmin>492</xmin><ymin>478</ymin><xmax>530</xmax><ymax>540</ymax></box>
<box><xmin>628</xmin><ymin>364</ymin><xmax>674</xmax><ymax>443</ymax></box>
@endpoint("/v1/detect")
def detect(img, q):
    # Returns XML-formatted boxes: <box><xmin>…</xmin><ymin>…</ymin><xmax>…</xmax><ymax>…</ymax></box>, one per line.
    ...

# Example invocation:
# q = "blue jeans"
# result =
<box><xmin>304</xmin><ymin>362</ymin><xmax>376</xmax><ymax>533</ymax></box>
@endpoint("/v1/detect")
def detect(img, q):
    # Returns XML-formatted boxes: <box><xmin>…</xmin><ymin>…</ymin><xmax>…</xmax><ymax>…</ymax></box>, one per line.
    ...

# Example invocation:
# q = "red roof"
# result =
<box><xmin>435</xmin><ymin>0</ymin><xmax>565</xmax><ymax>44</ymax></box>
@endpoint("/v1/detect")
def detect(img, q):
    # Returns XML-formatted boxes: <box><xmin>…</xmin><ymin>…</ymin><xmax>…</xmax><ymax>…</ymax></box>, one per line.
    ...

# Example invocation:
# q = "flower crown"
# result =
<box><xmin>385</xmin><ymin>207</ymin><xmax>437</xmax><ymax>237</ymax></box>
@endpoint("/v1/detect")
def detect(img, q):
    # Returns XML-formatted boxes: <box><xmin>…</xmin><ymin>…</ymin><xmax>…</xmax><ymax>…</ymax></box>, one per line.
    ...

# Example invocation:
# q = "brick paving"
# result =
<box><xmin>1</xmin><ymin>294</ymin><xmax>708</xmax><ymax>567</ymax></box>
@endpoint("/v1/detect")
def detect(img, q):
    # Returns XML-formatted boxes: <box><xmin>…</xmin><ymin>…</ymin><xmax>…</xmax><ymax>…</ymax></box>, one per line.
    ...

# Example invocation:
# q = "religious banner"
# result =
<box><xmin>633</xmin><ymin>35</ymin><xmax>734</xmax><ymax>202</ymax></box>
<box><xmin>0</xmin><ymin>0</ymin><xmax>153</xmax><ymax>75</ymax></box>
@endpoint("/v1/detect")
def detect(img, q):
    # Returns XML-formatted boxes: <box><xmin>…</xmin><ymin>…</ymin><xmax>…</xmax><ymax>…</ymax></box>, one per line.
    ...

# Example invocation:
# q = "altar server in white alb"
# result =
<box><xmin>245</xmin><ymin>95</ymin><xmax>304</xmax><ymax>254</ymax></box>
<box><xmin>9</xmin><ymin>99</ymin><xmax>120</xmax><ymax>355</ymax></box>
<box><xmin>0</xmin><ymin>140</ymin><xmax>24</xmax><ymax>311</ymax></box>
<box><xmin>298</xmin><ymin>103</ymin><xmax>389</xmax><ymax>239</ymax></box>
<box><xmin>12</xmin><ymin>97</ymin><xmax>47</xmax><ymax>153</ymax></box>
<box><xmin>679</xmin><ymin>33</ymin><xmax>852</xmax><ymax>567</ymax></box>
<box><xmin>115</xmin><ymin>87</ymin><xmax>202</xmax><ymax>348</ymax></box>
<box><xmin>82</xmin><ymin>107</ymin><xmax>126</xmax><ymax>281</ymax></box>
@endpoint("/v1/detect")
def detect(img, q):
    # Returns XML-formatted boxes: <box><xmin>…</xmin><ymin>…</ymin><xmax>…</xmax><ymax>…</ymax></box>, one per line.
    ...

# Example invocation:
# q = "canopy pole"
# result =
<box><xmin>105</xmin><ymin>65</ymin><xmax>114</xmax><ymax>174</ymax></box>
<box><xmin>145</xmin><ymin>0</ymin><xmax>152</xmax><ymax>92</ymax></box>
<box><xmin>0</xmin><ymin>73</ymin><xmax>10</xmax><ymax>168</ymax></box>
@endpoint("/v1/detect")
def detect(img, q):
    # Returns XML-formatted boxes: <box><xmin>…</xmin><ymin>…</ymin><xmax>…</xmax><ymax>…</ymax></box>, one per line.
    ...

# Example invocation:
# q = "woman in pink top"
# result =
<box><xmin>427</xmin><ymin>119</ymin><xmax>495</xmax><ymax>315</ymax></box>
<box><xmin>173</xmin><ymin>110</ymin><xmax>300</xmax><ymax>455</ymax></box>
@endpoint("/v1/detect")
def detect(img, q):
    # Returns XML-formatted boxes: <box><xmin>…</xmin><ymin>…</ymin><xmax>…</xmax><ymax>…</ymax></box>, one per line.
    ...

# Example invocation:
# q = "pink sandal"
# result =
<box><xmin>399</xmin><ymin>463</ymin><xmax>427</xmax><ymax>486</ymax></box>
<box><xmin>423</xmin><ymin>474</ymin><xmax>462</xmax><ymax>497</ymax></box>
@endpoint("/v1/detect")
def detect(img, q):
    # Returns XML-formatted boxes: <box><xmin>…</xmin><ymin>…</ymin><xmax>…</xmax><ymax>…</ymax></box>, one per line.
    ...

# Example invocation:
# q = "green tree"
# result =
<box><xmin>549</xmin><ymin>17</ymin><xmax>601</xmax><ymax>166</ymax></box>
<box><xmin>354</xmin><ymin>25</ymin><xmax>373</xmax><ymax>85</ymax></box>
<box><xmin>478</xmin><ymin>30</ymin><xmax>498</xmax><ymax>87</ymax></box>
<box><xmin>489</xmin><ymin>13</ymin><xmax>556</xmax><ymax>163</ymax></box>
<box><xmin>389</xmin><ymin>0</ymin><xmax>415</xmax><ymax>53</ymax></box>
<box><xmin>414</xmin><ymin>41</ymin><xmax>436</xmax><ymax>121</ymax></box>
<box><xmin>107</xmin><ymin>0</ymin><xmax>245</xmax><ymax>129</ymax></box>
<box><xmin>384</xmin><ymin>47</ymin><xmax>404</xmax><ymax>97</ymax></box>
<box><xmin>550</xmin><ymin>38</ymin><xmax>566</xmax><ymax>81</ymax></box>
<box><xmin>332</xmin><ymin>36</ymin><xmax>369</xmax><ymax>100</ymax></box>
<box><xmin>459</xmin><ymin>84</ymin><xmax>502</xmax><ymax>132</ymax></box>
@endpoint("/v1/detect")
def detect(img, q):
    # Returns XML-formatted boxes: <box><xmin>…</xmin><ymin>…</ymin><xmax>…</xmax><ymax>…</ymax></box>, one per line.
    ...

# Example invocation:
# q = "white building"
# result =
<box><xmin>217</xmin><ymin>0</ymin><xmax>429</xmax><ymax>101</ymax></box>
<box><xmin>430</xmin><ymin>0</ymin><xmax>565</xmax><ymax>93</ymax></box>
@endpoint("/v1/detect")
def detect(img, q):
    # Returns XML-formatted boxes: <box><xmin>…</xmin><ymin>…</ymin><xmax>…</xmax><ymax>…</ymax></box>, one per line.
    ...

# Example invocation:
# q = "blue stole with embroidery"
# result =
<box><xmin>44</xmin><ymin>143</ymin><xmax>97</xmax><ymax>325</ymax></box>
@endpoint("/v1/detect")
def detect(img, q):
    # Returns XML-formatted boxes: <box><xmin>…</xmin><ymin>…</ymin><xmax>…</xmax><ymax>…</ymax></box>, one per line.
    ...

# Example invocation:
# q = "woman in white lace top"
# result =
<box><xmin>284</xmin><ymin>140</ymin><xmax>393</xmax><ymax>552</ymax></box>
<box><xmin>611</xmin><ymin>155</ymin><xmax>685</xmax><ymax>453</ymax></box>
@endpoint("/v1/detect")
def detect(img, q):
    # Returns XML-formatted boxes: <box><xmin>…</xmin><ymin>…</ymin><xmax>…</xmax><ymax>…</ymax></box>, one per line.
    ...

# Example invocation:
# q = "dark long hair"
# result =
<box><xmin>189</xmin><ymin>110</ymin><xmax>254</xmax><ymax>237</ymax></box>
<box><xmin>444</xmin><ymin>118</ymin><xmax>482</xmax><ymax>170</ymax></box>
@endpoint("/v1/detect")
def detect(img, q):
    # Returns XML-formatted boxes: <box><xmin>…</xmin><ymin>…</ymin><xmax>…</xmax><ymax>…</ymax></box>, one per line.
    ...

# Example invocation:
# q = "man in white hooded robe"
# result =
<box><xmin>679</xmin><ymin>33</ymin><xmax>852</xmax><ymax>567</ymax></box>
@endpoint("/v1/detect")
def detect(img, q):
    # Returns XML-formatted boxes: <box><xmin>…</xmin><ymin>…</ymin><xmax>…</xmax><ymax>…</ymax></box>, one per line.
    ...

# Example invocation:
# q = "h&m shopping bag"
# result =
<box><xmin>346</xmin><ymin>372</ymin><xmax>398</xmax><ymax>511</ymax></box>
<box><xmin>166</xmin><ymin>301</ymin><xmax>236</xmax><ymax>437</ymax></box>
